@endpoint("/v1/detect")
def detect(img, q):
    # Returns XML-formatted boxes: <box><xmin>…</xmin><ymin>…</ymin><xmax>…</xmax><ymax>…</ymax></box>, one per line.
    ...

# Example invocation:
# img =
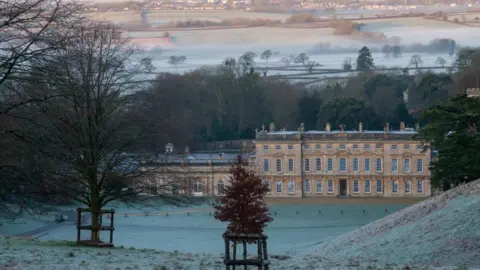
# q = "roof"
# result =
<box><xmin>149</xmin><ymin>151</ymin><xmax>250</xmax><ymax>166</ymax></box>
<box><xmin>255</xmin><ymin>129</ymin><xmax>419</xmax><ymax>142</ymax></box>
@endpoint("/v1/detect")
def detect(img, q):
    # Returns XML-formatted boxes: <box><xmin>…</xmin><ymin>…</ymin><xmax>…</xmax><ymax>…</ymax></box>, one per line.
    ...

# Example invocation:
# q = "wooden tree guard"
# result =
<box><xmin>76</xmin><ymin>208</ymin><xmax>115</xmax><ymax>247</ymax></box>
<box><xmin>223</xmin><ymin>232</ymin><xmax>270</xmax><ymax>270</ymax></box>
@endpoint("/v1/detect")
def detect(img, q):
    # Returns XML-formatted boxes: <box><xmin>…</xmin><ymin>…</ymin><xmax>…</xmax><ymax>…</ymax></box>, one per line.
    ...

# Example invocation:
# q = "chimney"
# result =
<box><xmin>340</xmin><ymin>124</ymin><xmax>345</xmax><ymax>132</ymax></box>
<box><xmin>300</xmin><ymin>123</ymin><xmax>305</xmax><ymax>132</ymax></box>
<box><xmin>359</xmin><ymin>122</ymin><xmax>363</xmax><ymax>132</ymax></box>
<box><xmin>184</xmin><ymin>145</ymin><xmax>189</xmax><ymax>154</ymax></box>
<box><xmin>255</xmin><ymin>128</ymin><xmax>258</xmax><ymax>134</ymax></box>
<box><xmin>218</xmin><ymin>153</ymin><xmax>223</xmax><ymax>160</ymax></box>
<box><xmin>386</xmin><ymin>122</ymin><xmax>390</xmax><ymax>131</ymax></box>
<box><xmin>269</xmin><ymin>122</ymin><xmax>275</xmax><ymax>132</ymax></box>
<box><xmin>326</xmin><ymin>122</ymin><xmax>331</xmax><ymax>132</ymax></box>
<box><xmin>261</xmin><ymin>124</ymin><xmax>265</xmax><ymax>131</ymax></box>
<box><xmin>415</xmin><ymin>123</ymin><xmax>420</xmax><ymax>130</ymax></box>
<box><xmin>400</xmin><ymin>121</ymin><xmax>405</xmax><ymax>131</ymax></box>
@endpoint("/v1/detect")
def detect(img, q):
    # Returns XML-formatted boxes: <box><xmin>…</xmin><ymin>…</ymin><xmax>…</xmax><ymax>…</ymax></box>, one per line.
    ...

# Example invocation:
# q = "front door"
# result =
<box><xmin>339</xmin><ymin>179</ymin><xmax>347</xmax><ymax>196</ymax></box>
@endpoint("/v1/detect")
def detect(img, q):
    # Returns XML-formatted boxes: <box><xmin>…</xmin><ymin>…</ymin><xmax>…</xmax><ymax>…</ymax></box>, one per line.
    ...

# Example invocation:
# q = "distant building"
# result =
<box><xmin>254</xmin><ymin>122</ymin><xmax>432</xmax><ymax>198</ymax></box>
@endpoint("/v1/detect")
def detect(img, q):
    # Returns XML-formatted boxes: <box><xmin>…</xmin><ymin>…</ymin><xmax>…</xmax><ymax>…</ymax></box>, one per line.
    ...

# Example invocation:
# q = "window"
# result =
<box><xmin>304</xmin><ymin>144</ymin><xmax>310</xmax><ymax>149</ymax></box>
<box><xmin>172</xmin><ymin>183</ymin><xmax>179</xmax><ymax>195</ymax></box>
<box><xmin>263</xmin><ymin>145</ymin><xmax>269</xmax><ymax>150</ymax></box>
<box><xmin>315</xmin><ymin>144</ymin><xmax>321</xmax><ymax>150</ymax></box>
<box><xmin>392</xmin><ymin>180</ymin><xmax>398</xmax><ymax>193</ymax></box>
<box><xmin>275</xmin><ymin>145</ymin><xmax>281</xmax><ymax>150</ymax></box>
<box><xmin>276</xmin><ymin>180</ymin><xmax>282</xmax><ymax>193</ymax></box>
<box><xmin>288</xmin><ymin>180</ymin><xmax>295</xmax><ymax>193</ymax></box>
<box><xmin>417</xmin><ymin>180</ymin><xmax>423</xmax><ymax>193</ymax></box>
<box><xmin>376</xmin><ymin>158</ymin><xmax>382</xmax><ymax>172</ymax></box>
<box><xmin>316</xmin><ymin>180</ymin><xmax>322</xmax><ymax>193</ymax></box>
<box><xmin>275</xmin><ymin>159</ymin><xmax>282</xmax><ymax>173</ymax></box>
<box><xmin>391</xmin><ymin>145</ymin><xmax>398</xmax><ymax>151</ymax></box>
<box><xmin>264</xmin><ymin>180</ymin><xmax>270</xmax><ymax>192</ymax></box>
<box><xmin>392</xmin><ymin>159</ymin><xmax>398</xmax><ymax>172</ymax></box>
<box><xmin>416</xmin><ymin>159</ymin><xmax>423</xmax><ymax>172</ymax></box>
<box><xmin>353</xmin><ymin>144</ymin><xmax>359</xmax><ymax>149</ymax></box>
<box><xmin>193</xmin><ymin>180</ymin><xmax>203</xmax><ymax>193</ymax></box>
<box><xmin>416</xmin><ymin>144</ymin><xmax>423</xmax><ymax>150</ymax></box>
<box><xmin>304</xmin><ymin>179</ymin><xmax>311</xmax><ymax>193</ymax></box>
<box><xmin>327</xmin><ymin>158</ymin><xmax>333</xmax><ymax>172</ymax></box>
<box><xmin>404</xmin><ymin>158</ymin><xmax>411</xmax><ymax>173</ymax></box>
<box><xmin>327</xmin><ymin>179</ymin><xmax>334</xmax><ymax>193</ymax></box>
<box><xmin>339</xmin><ymin>144</ymin><xmax>346</xmax><ymax>150</ymax></box>
<box><xmin>304</xmin><ymin>158</ymin><xmax>310</xmax><ymax>171</ymax></box>
<box><xmin>376</xmin><ymin>143</ymin><xmax>382</xmax><ymax>149</ymax></box>
<box><xmin>364</xmin><ymin>158</ymin><xmax>371</xmax><ymax>172</ymax></box>
<box><xmin>288</xmin><ymin>145</ymin><xmax>293</xmax><ymax>150</ymax></box>
<box><xmin>376</xmin><ymin>179</ymin><xmax>382</xmax><ymax>193</ymax></box>
<box><xmin>364</xmin><ymin>144</ymin><xmax>371</xmax><ymax>149</ymax></box>
<box><xmin>339</xmin><ymin>158</ymin><xmax>347</xmax><ymax>172</ymax></box>
<box><xmin>263</xmin><ymin>159</ymin><xmax>269</xmax><ymax>172</ymax></box>
<box><xmin>353</xmin><ymin>158</ymin><xmax>359</xmax><ymax>172</ymax></box>
<box><xmin>217</xmin><ymin>180</ymin><xmax>225</xmax><ymax>196</ymax></box>
<box><xmin>365</xmin><ymin>179</ymin><xmax>371</xmax><ymax>193</ymax></box>
<box><xmin>405</xmin><ymin>180</ymin><xmax>411</xmax><ymax>193</ymax></box>
<box><xmin>315</xmin><ymin>158</ymin><xmax>322</xmax><ymax>171</ymax></box>
<box><xmin>327</xmin><ymin>144</ymin><xmax>333</xmax><ymax>149</ymax></box>
<box><xmin>288</xmin><ymin>159</ymin><xmax>294</xmax><ymax>172</ymax></box>
<box><xmin>353</xmin><ymin>179</ymin><xmax>359</xmax><ymax>193</ymax></box>
<box><xmin>404</xmin><ymin>144</ymin><xmax>410</xmax><ymax>150</ymax></box>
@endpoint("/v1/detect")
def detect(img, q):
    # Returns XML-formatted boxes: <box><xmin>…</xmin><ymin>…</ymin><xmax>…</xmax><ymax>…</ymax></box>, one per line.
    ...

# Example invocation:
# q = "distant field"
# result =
<box><xmin>87</xmin><ymin>10</ymin><xmax>292</xmax><ymax>24</ymax></box>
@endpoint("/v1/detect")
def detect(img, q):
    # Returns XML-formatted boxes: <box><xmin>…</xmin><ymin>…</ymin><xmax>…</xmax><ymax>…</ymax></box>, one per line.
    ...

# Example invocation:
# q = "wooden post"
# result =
<box><xmin>232</xmin><ymin>241</ymin><xmax>237</xmax><ymax>270</ymax></box>
<box><xmin>76</xmin><ymin>208</ymin><xmax>81</xmax><ymax>242</ymax></box>
<box><xmin>243</xmin><ymin>240</ymin><xmax>247</xmax><ymax>270</ymax></box>
<box><xmin>257</xmin><ymin>239</ymin><xmax>263</xmax><ymax>270</ymax></box>
<box><xmin>109</xmin><ymin>209</ymin><xmax>114</xmax><ymax>244</ymax></box>
<box><xmin>262</xmin><ymin>238</ymin><xmax>269</xmax><ymax>270</ymax></box>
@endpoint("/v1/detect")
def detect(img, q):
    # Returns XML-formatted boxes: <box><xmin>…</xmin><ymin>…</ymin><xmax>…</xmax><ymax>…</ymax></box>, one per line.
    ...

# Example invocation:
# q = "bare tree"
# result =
<box><xmin>305</xmin><ymin>61</ymin><xmax>320</xmax><ymax>74</ymax></box>
<box><xmin>281</xmin><ymin>54</ymin><xmax>295</xmax><ymax>66</ymax></box>
<box><xmin>0</xmin><ymin>0</ymin><xmax>82</xmax><ymax>220</ymax></box>
<box><xmin>436</xmin><ymin>56</ymin><xmax>447</xmax><ymax>67</ymax></box>
<box><xmin>11</xmin><ymin>22</ymin><xmax>175</xmax><ymax>242</ymax></box>
<box><xmin>294</xmin><ymin>53</ymin><xmax>309</xmax><ymax>66</ymax></box>
<box><xmin>342</xmin><ymin>58</ymin><xmax>352</xmax><ymax>71</ymax></box>
<box><xmin>238</xmin><ymin>51</ymin><xmax>257</xmax><ymax>74</ymax></box>
<box><xmin>409</xmin><ymin>54</ymin><xmax>423</xmax><ymax>70</ymax></box>
<box><xmin>260</xmin><ymin>49</ymin><xmax>272</xmax><ymax>67</ymax></box>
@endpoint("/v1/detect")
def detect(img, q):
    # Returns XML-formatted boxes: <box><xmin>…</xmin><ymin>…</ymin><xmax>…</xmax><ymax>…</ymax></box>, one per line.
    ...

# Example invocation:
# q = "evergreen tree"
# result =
<box><xmin>357</xmin><ymin>46</ymin><xmax>375</xmax><ymax>71</ymax></box>
<box><xmin>417</xmin><ymin>94</ymin><xmax>480</xmax><ymax>191</ymax></box>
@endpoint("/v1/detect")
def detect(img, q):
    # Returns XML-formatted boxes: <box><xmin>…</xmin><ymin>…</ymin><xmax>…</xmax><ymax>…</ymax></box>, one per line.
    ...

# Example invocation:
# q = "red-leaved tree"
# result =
<box><xmin>214</xmin><ymin>155</ymin><xmax>273</xmax><ymax>236</ymax></box>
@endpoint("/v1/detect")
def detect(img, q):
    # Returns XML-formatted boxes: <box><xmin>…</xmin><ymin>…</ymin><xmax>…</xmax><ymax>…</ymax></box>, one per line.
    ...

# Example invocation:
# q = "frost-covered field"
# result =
<box><xmin>39</xmin><ymin>204</ymin><xmax>407</xmax><ymax>254</ymax></box>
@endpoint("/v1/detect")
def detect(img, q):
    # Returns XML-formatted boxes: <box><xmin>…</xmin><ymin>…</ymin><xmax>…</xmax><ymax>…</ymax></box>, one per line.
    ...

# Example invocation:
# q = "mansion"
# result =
<box><xmin>255</xmin><ymin>122</ymin><xmax>431</xmax><ymax>198</ymax></box>
<box><xmin>148</xmin><ymin>122</ymin><xmax>431</xmax><ymax>198</ymax></box>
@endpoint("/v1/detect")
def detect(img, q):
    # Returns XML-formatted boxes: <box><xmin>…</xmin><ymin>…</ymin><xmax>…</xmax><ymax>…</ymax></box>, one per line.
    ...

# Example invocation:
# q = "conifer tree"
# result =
<box><xmin>357</xmin><ymin>46</ymin><xmax>375</xmax><ymax>71</ymax></box>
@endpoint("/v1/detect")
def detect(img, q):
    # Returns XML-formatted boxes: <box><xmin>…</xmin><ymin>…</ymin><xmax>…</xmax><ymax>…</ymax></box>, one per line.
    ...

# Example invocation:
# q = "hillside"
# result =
<box><xmin>301</xmin><ymin>179</ymin><xmax>480</xmax><ymax>268</ymax></box>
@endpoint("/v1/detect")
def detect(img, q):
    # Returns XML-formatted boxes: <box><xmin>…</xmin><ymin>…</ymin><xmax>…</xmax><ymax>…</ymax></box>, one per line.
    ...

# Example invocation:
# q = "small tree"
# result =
<box><xmin>343</xmin><ymin>58</ymin><xmax>352</xmax><ymax>71</ymax></box>
<box><xmin>382</xmin><ymin>44</ymin><xmax>392</xmax><ymax>58</ymax></box>
<box><xmin>436</xmin><ymin>56</ymin><xmax>447</xmax><ymax>67</ymax></box>
<box><xmin>294</xmin><ymin>53</ymin><xmax>309</xmax><ymax>66</ymax></box>
<box><xmin>260</xmin><ymin>49</ymin><xmax>272</xmax><ymax>67</ymax></box>
<box><xmin>214</xmin><ymin>155</ymin><xmax>272</xmax><ymax>236</ymax></box>
<box><xmin>168</xmin><ymin>55</ymin><xmax>187</xmax><ymax>69</ymax></box>
<box><xmin>281</xmin><ymin>54</ymin><xmax>295</xmax><ymax>66</ymax></box>
<box><xmin>392</xmin><ymin>45</ymin><xmax>402</xmax><ymax>59</ymax></box>
<box><xmin>410</xmin><ymin>54</ymin><xmax>423</xmax><ymax>71</ymax></box>
<box><xmin>214</xmin><ymin>155</ymin><xmax>273</xmax><ymax>268</ymax></box>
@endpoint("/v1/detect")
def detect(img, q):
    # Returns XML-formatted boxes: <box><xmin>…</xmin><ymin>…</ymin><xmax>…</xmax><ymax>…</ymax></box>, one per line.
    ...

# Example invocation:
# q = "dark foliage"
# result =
<box><xmin>213</xmin><ymin>155</ymin><xmax>273</xmax><ymax>236</ymax></box>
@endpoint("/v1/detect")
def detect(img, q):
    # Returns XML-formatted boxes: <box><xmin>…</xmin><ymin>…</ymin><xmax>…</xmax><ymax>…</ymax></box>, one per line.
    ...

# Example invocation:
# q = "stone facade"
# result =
<box><xmin>254</xmin><ymin>122</ymin><xmax>432</xmax><ymax>198</ymax></box>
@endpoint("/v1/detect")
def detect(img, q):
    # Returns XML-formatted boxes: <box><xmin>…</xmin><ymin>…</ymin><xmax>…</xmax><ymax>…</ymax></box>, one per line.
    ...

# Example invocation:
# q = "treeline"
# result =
<box><xmin>126</xmin><ymin>47</ymin><xmax>478</xmax><ymax>152</ymax></box>
<box><xmin>164</xmin><ymin>18</ymin><xmax>281</xmax><ymax>28</ymax></box>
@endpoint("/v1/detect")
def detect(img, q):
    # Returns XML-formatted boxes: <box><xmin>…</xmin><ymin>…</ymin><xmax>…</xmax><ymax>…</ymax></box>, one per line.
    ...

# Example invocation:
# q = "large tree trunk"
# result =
<box><xmin>90</xmin><ymin>197</ymin><xmax>101</xmax><ymax>242</ymax></box>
